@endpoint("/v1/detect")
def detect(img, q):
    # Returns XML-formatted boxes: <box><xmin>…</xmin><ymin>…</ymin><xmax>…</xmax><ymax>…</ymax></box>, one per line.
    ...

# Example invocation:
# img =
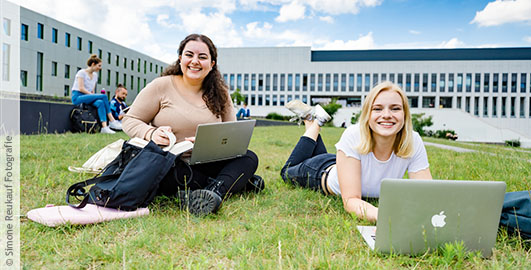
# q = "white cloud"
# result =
<box><xmin>409</xmin><ymin>30</ymin><xmax>421</xmax><ymax>35</ymax></box>
<box><xmin>156</xmin><ymin>14</ymin><xmax>178</xmax><ymax>28</ymax></box>
<box><xmin>471</xmin><ymin>0</ymin><xmax>531</xmax><ymax>26</ymax></box>
<box><xmin>437</xmin><ymin>38</ymin><xmax>465</xmax><ymax>48</ymax></box>
<box><xmin>179</xmin><ymin>11</ymin><xmax>243</xmax><ymax>47</ymax></box>
<box><xmin>303</xmin><ymin>0</ymin><xmax>383</xmax><ymax>15</ymax></box>
<box><xmin>275</xmin><ymin>1</ymin><xmax>306</xmax><ymax>22</ymax></box>
<box><xmin>317</xmin><ymin>32</ymin><xmax>375</xmax><ymax>50</ymax></box>
<box><xmin>524</xmin><ymin>36</ymin><xmax>531</xmax><ymax>43</ymax></box>
<box><xmin>319</xmin><ymin>16</ymin><xmax>334</xmax><ymax>23</ymax></box>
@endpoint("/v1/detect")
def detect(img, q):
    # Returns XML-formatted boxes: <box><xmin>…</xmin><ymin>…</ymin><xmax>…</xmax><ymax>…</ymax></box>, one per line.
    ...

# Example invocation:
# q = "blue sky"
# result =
<box><xmin>19</xmin><ymin>0</ymin><xmax>531</xmax><ymax>63</ymax></box>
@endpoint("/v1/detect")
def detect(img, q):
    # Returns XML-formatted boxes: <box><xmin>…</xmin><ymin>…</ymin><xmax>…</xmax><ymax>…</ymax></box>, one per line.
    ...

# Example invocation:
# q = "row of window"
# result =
<box><xmin>241</xmin><ymin>93</ymin><xmax>531</xmax><ymax>119</ymax></box>
<box><xmin>22</xmin><ymin>52</ymin><xmax>149</xmax><ymax>95</ymax></box>
<box><xmin>223</xmin><ymin>72</ymin><xmax>531</xmax><ymax>94</ymax></box>
<box><xmin>19</xmin><ymin>21</ymin><xmax>161</xmax><ymax>75</ymax></box>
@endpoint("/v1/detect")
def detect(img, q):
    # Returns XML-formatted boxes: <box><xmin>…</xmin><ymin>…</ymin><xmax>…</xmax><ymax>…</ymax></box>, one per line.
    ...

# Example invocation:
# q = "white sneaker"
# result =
<box><xmin>101</xmin><ymin>126</ymin><xmax>116</xmax><ymax>134</ymax></box>
<box><xmin>314</xmin><ymin>104</ymin><xmax>331</xmax><ymax>126</ymax></box>
<box><xmin>285</xmin><ymin>100</ymin><xmax>313</xmax><ymax>124</ymax></box>
<box><xmin>109</xmin><ymin>121</ymin><xmax>122</xmax><ymax>130</ymax></box>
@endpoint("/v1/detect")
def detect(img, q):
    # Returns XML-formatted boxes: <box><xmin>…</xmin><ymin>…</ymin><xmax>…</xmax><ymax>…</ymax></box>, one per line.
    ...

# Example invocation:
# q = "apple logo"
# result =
<box><xmin>431</xmin><ymin>211</ymin><xmax>447</xmax><ymax>228</ymax></box>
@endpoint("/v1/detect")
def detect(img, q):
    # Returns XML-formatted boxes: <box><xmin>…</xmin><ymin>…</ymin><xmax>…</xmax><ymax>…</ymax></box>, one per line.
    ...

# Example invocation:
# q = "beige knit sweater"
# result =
<box><xmin>122</xmin><ymin>75</ymin><xmax>236</xmax><ymax>142</ymax></box>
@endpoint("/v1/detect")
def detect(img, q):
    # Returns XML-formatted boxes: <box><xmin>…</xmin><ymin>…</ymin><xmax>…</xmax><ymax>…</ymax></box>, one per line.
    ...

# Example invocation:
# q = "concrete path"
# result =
<box><xmin>424</xmin><ymin>141</ymin><xmax>531</xmax><ymax>163</ymax></box>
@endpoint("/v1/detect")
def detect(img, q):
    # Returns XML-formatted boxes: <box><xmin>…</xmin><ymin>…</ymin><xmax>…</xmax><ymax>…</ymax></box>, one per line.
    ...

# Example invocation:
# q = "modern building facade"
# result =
<box><xmin>2</xmin><ymin>1</ymin><xmax>167</xmax><ymax>102</ymax></box>
<box><xmin>218</xmin><ymin>46</ymin><xmax>531</xmax><ymax>138</ymax></box>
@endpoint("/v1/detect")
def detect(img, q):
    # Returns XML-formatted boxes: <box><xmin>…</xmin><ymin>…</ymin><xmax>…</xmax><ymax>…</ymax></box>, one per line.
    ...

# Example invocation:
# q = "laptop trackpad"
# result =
<box><xmin>357</xmin><ymin>225</ymin><xmax>376</xmax><ymax>250</ymax></box>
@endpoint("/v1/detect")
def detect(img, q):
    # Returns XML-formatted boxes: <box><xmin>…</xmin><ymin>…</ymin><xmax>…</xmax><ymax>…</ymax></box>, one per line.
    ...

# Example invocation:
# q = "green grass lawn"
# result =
<box><xmin>21</xmin><ymin>126</ymin><xmax>531</xmax><ymax>269</ymax></box>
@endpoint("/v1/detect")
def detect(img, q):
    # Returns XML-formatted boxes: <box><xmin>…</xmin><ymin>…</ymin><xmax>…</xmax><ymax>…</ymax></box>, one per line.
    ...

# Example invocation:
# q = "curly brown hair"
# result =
<box><xmin>162</xmin><ymin>34</ymin><xmax>228</xmax><ymax>118</ymax></box>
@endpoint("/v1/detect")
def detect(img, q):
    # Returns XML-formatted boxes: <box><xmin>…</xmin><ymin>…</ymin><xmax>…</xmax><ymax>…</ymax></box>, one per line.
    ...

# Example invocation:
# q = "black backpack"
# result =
<box><xmin>70</xmin><ymin>104</ymin><xmax>101</xmax><ymax>133</ymax></box>
<box><xmin>499</xmin><ymin>191</ymin><xmax>531</xmax><ymax>239</ymax></box>
<box><xmin>66</xmin><ymin>141</ymin><xmax>178</xmax><ymax>211</ymax></box>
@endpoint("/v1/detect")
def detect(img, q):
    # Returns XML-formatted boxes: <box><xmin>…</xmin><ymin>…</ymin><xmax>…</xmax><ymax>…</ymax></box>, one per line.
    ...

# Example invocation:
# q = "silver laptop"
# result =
<box><xmin>186</xmin><ymin>119</ymin><xmax>256</xmax><ymax>165</ymax></box>
<box><xmin>357</xmin><ymin>179</ymin><xmax>506</xmax><ymax>257</ymax></box>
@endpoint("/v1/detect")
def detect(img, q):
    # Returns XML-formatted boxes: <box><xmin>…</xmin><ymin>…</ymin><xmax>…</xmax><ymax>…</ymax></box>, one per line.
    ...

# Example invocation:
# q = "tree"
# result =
<box><xmin>351</xmin><ymin>111</ymin><xmax>361</xmax><ymax>124</ymax></box>
<box><xmin>321</xmin><ymin>99</ymin><xmax>342</xmax><ymax>119</ymax></box>
<box><xmin>230</xmin><ymin>88</ymin><xmax>245</xmax><ymax>105</ymax></box>
<box><xmin>411</xmin><ymin>113</ymin><xmax>433</xmax><ymax>136</ymax></box>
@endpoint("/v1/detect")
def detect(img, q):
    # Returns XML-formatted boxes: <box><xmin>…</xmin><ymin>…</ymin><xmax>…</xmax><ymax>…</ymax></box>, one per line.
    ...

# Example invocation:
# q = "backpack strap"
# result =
<box><xmin>66</xmin><ymin>173</ymin><xmax>119</xmax><ymax>208</ymax></box>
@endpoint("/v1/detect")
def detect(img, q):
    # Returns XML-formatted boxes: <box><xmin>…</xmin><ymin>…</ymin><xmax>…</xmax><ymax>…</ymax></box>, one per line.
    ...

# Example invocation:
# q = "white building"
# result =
<box><xmin>218</xmin><ymin>47</ymin><xmax>531</xmax><ymax>145</ymax></box>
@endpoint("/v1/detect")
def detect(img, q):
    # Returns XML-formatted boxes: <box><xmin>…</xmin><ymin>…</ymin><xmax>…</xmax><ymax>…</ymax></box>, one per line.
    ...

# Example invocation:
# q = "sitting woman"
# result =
<box><xmin>281</xmin><ymin>81</ymin><xmax>432</xmax><ymax>221</ymax></box>
<box><xmin>71</xmin><ymin>54</ymin><xmax>122</xmax><ymax>134</ymax></box>
<box><xmin>123</xmin><ymin>34</ymin><xmax>262</xmax><ymax>216</ymax></box>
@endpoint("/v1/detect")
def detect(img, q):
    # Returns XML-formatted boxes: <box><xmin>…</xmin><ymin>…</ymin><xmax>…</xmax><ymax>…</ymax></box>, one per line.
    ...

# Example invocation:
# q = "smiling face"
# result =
<box><xmin>179</xmin><ymin>40</ymin><xmax>214</xmax><ymax>83</ymax></box>
<box><xmin>368</xmin><ymin>90</ymin><xmax>405</xmax><ymax>140</ymax></box>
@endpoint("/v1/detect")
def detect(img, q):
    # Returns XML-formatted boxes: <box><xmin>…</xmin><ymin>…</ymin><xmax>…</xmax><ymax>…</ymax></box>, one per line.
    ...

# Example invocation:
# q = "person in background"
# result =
<box><xmin>123</xmin><ymin>34</ymin><xmax>263</xmax><ymax>216</ymax></box>
<box><xmin>110</xmin><ymin>84</ymin><xmax>129</xmax><ymax>123</ymax></box>
<box><xmin>236</xmin><ymin>102</ymin><xmax>251</xmax><ymax>120</ymax></box>
<box><xmin>71</xmin><ymin>54</ymin><xmax>122</xmax><ymax>134</ymax></box>
<box><xmin>281</xmin><ymin>81</ymin><xmax>432</xmax><ymax>222</ymax></box>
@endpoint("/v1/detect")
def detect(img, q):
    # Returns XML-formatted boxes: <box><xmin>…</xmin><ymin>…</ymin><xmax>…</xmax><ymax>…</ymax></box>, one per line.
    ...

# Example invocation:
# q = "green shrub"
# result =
<box><xmin>434</xmin><ymin>129</ymin><xmax>458</xmax><ymax>140</ymax></box>
<box><xmin>505</xmin><ymin>139</ymin><xmax>521</xmax><ymax>147</ymax></box>
<box><xmin>411</xmin><ymin>113</ymin><xmax>433</xmax><ymax>136</ymax></box>
<box><xmin>351</xmin><ymin>111</ymin><xmax>361</xmax><ymax>125</ymax></box>
<box><xmin>266</xmin><ymin>112</ymin><xmax>291</xmax><ymax>121</ymax></box>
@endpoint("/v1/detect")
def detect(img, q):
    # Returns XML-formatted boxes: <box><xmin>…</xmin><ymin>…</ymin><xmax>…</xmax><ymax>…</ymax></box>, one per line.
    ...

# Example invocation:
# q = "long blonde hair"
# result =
<box><xmin>356</xmin><ymin>81</ymin><xmax>414</xmax><ymax>158</ymax></box>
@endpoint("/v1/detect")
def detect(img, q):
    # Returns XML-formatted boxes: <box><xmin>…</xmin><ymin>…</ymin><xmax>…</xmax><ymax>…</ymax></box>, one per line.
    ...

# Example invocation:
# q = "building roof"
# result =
<box><xmin>311</xmin><ymin>47</ymin><xmax>531</xmax><ymax>62</ymax></box>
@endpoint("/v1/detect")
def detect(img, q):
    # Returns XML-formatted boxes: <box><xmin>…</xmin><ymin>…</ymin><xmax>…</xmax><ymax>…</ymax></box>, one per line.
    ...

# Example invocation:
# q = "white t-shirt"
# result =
<box><xmin>327</xmin><ymin>124</ymin><xmax>429</xmax><ymax>197</ymax></box>
<box><xmin>72</xmin><ymin>69</ymin><xmax>98</xmax><ymax>93</ymax></box>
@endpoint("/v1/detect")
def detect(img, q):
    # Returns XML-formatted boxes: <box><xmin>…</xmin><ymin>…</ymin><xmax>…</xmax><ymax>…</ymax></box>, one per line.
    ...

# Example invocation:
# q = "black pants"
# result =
<box><xmin>159</xmin><ymin>150</ymin><xmax>259</xmax><ymax>198</ymax></box>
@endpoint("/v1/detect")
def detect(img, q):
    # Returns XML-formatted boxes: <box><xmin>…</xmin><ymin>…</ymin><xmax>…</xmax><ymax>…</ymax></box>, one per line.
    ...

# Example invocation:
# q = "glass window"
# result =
<box><xmin>51</xmin><ymin>61</ymin><xmax>57</xmax><ymax>76</ymax></box>
<box><xmin>2</xmin><ymin>43</ymin><xmax>10</xmax><ymax>81</ymax></box>
<box><xmin>244</xmin><ymin>74</ymin><xmax>249</xmax><ymax>91</ymax></box>
<box><xmin>474</xmin><ymin>97</ymin><xmax>479</xmax><ymax>116</ymax></box>
<box><xmin>511</xmin><ymin>73</ymin><xmax>517</xmax><ymax>93</ymax></box>
<box><xmin>405</xmin><ymin>73</ymin><xmax>411</xmax><ymax>92</ymax></box>
<box><xmin>439</xmin><ymin>73</ymin><xmax>446</xmax><ymax>92</ymax></box>
<box><xmin>258</xmin><ymin>95</ymin><xmax>263</xmax><ymax>105</ymax></box>
<box><xmin>389</xmin><ymin>73</ymin><xmax>395</xmax><ymax>83</ymax></box>
<box><xmin>431</xmin><ymin>73</ymin><xmax>437</xmax><ymax>92</ymax></box>
<box><xmin>422</xmin><ymin>97</ymin><xmax>435</xmax><ymax>108</ymax></box>
<box><xmin>20</xmin><ymin>70</ymin><xmax>27</xmax><ymax>87</ymax></box>
<box><xmin>310</xmin><ymin>74</ymin><xmax>315</xmax><ymax>91</ymax></box>
<box><xmin>287</xmin><ymin>94</ymin><xmax>292</xmax><ymax>102</ymax></box>
<box><xmin>357</xmin><ymin>74</ymin><xmax>362</xmax><ymax>92</ymax></box>
<box><xmin>326</xmin><ymin>74</ymin><xmax>331</xmax><ymax>92</ymax></box>
<box><xmin>21</xmin><ymin>24</ymin><xmax>28</xmax><ymax>41</ymax></box>
<box><xmin>37</xmin><ymin>23</ymin><xmax>43</xmax><ymax>39</ymax></box>
<box><xmin>465</xmin><ymin>97</ymin><xmax>470</xmax><ymax>113</ymax></box>
<box><xmin>440</xmin><ymin>97</ymin><xmax>452</xmax><ymax>108</ymax></box>
<box><xmin>520</xmin><ymin>97</ymin><xmax>525</xmax><ymax>118</ymax></box>
<box><xmin>252</xmin><ymin>74</ymin><xmax>257</xmax><ymax>91</ymax></box>
<box><xmin>295</xmin><ymin>74</ymin><xmax>300</xmax><ymax>91</ymax></box>
<box><xmin>123</xmin><ymin>73</ymin><xmax>127</xmax><ymax>86</ymax></box>
<box><xmin>88</xmin><ymin>40</ymin><xmax>93</xmax><ymax>53</ymax></box>
<box><xmin>273</xmin><ymin>95</ymin><xmax>278</xmax><ymax>106</ymax></box>
<box><xmin>302</xmin><ymin>74</ymin><xmax>307</xmax><ymax>91</ymax></box>
<box><xmin>64</xmin><ymin>64</ymin><xmax>70</xmax><ymax>79</ymax></box>
<box><xmin>484</xmin><ymin>73</ymin><xmax>490</xmax><ymax>92</ymax></box>
<box><xmin>333</xmin><ymin>73</ymin><xmax>339</xmax><ymax>91</ymax></box>
<box><xmin>229</xmin><ymin>74</ymin><xmax>235</xmax><ymax>90</ymax></box>
<box><xmin>457</xmin><ymin>73</ymin><xmax>463</xmax><ymax>92</ymax></box>
<box><xmin>115</xmin><ymin>71</ymin><xmax>119</xmax><ymax>86</ymax></box>
<box><xmin>52</xmin><ymin>28</ymin><xmax>57</xmax><ymax>43</ymax></box>
<box><xmin>414</xmin><ymin>73</ymin><xmax>419</xmax><ymax>92</ymax></box>
<box><xmin>150</xmin><ymin>62</ymin><xmax>153</xmax><ymax>72</ymax></box>
<box><xmin>502</xmin><ymin>73</ymin><xmax>508</xmax><ymax>93</ymax></box>
<box><xmin>381</xmin><ymin>73</ymin><xmax>387</xmax><ymax>81</ymax></box>
<box><xmin>341</xmin><ymin>73</ymin><xmax>346</xmax><ymax>92</ymax></box>
<box><xmin>492</xmin><ymin>97</ymin><xmax>497</xmax><ymax>117</ymax></box>
<box><xmin>493</xmin><ymin>73</ymin><xmax>498</xmax><ymax>92</ymax></box>
<box><xmin>422</xmin><ymin>73</ymin><xmax>428</xmax><ymax>92</ymax></box>
<box><xmin>116</xmin><ymin>55</ymin><xmax>119</xmax><ymax>67</ymax></box>
<box><xmin>474</xmin><ymin>73</ymin><xmax>480</xmax><ymax>92</ymax></box>
<box><xmin>237</xmin><ymin>74</ymin><xmax>242</xmax><ymax>90</ymax></box>
<box><xmin>64</xmin><ymin>85</ymin><xmax>70</xmax><ymax>97</ymax></box>
<box><xmin>265</xmin><ymin>94</ymin><xmax>270</xmax><ymax>105</ymax></box>
<box><xmin>348</xmin><ymin>74</ymin><xmax>354</xmax><ymax>92</ymax></box>
<box><xmin>137</xmin><ymin>58</ymin><xmax>141</xmax><ymax>72</ymax></box>
<box><xmin>131</xmin><ymin>60</ymin><xmax>134</xmax><ymax>71</ymax></box>
<box><xmin>456</xmin><ymin>96</ymin><xmax>461</xmax><ymax>109</ymax></box>
<box><xmin>280</xmin><ymin>95</ymin><xmax>285</xmax><ymax>106</ymax></box>
<box><xmin>448</xmin><ymin>74</ymin><xmax>454</xmax><ymax>92</ymax></box>
<box><xmin>484</xmin><ymin>97</ymin><xmax>488</xmax><ymax>117</ymax></box>
<box><xmin>318</xmin><ymin>74</ymin><xmax>323</xmax><ymax>91</ymax></box>
<box><xmin>466</xmin><ymin>73</ymin><xmax>471</xmax><ymax>92</ymax></box>
<box><xmin>397</xmin><ymin>74</ymin><xmax>403</xmax><ymax>89</ymax></box>
<box><xmin>408</xmin><ymin>97</ymin><xmax>418</xmax><ymax>108</ymax></box>
<box><xmin>144</xmin><ymin>60</ymin><xmax>147</xmax><ymax>74</ymax></box>
<box><xmin>36</xmin><ymin>52</ymin><xmax>43</xmax><ymax>91</ymax></box>
<box><xmin>365</xmin><ymin>73</ymin><xmax>370</xmax><ymax>92</ymax></box>
<box><xmin>137</xmin><ymin>77</ymin><xmax>140</xmax><ymax>92</ymax></box>
<box><xmin>521</xmin><ymin>73</ymin><xmax>527</xmax><ymax>93</ymax></box>
<box><xmin>107</xmin><ymin>70</ymin><xmax>111</xmax><ymax>86</ymax></box>
<box><xmin>3</xmin><ymin>18</ymin><xmax>10</xmax><ymax>36</ymax></box>
<box><xmin>501</xmin><ymin>97</ymin><xmax>507</xmax><ymax>117</ymax></box>
<box><xmin>98</xmin><ymin>70</ymin><xmax>102</xmax><ymax>84</ymax></box>
<box><xmin>302</xmin><ymin>95</ymin><xmax>307</xmax><ymax>104</ymax></box>
<box><xmin>263</xmin><ymin>74</ymin><xmax>268</xmax><ymax>91</ymax></box>
<box><xmin>510</xmin><ymin>97</ymin><xmax>516</xmax><ymax>117</ymax></box>
<box><xmin>77</xmin><ymin>36</ymin><xmax>82</xmax><ymax>51</ymax></box>
<box><xmin>373</xmin><ymin>73</ymin><xmax>379</xmax><ymax>86</ymax></box>
<box><xmin>65</xmin><ymin>32</ymin><xmax>70</xmax><ymax>47</ymax></box>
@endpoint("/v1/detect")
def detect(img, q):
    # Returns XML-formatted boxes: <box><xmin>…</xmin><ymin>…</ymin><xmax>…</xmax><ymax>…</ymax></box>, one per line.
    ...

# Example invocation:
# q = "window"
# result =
<box><xmin>2</xmin><ymin>43</ymin><xmax>9</xmax><ymax>81</ymax></box>
<box><xmin>474</xmin><ymin>97</ymin><xmax>479</xmax><ymax>116</ymax></box>
<box><xmin>501</xmin><ymin>97</ymin><xmax>507</xmax><ymax>117</ymax></box>
<box><xmin>107</xmin><ymin>52</ymin><xmax>111</xmax><ymax>64</ymax></box>
<box><xmin>389</xmin><ymin>73</ymin><xmax>395</xmax><ymax>83</ymax></box>
<box><xmin>466</xmin><ymin>73</ymin><xmax>471</xmax><ymax>92</ymax></box>
<box><xmin>502</xmin><ymin>73</ymin><xmax>508</xmax><ymax>93</ymax></box>
<box><xmin>144</xmin><ymin>60</ymin><xmax>147</xmax><ymax>74</ymax></box>
<box><xmin>381</xmin><ymin>73</ymin><xmax>387</xmax><ymax>81</ymax></box>
<box><xmin>116</xmin><ymin>55</ymin><xmax>119</xmax><ymax>67</ymax></box>
<box><xmin>439</xmin><ymin>73</ymin><xmax>446</xmax><ymax>92</ymax></box>
<box><xmin>422</xmin><ymin>97</ymin><xmax>435</xmax><ymax>108</ymax></box>
<box><xmin>422</xmin><ymin>73</ymin><xmax>428</xmax><ymax>92</ymax></box>
<box><xmin>107</xmin><ymin>70</ymin><xmax>111</xmax><ymax>86</ymax></box>
<box><xmin>252</xmin><ymin>74</ymin><xmax>257</xmax><ymax>91</ymax></box>
<box><xmin>302</xmin><ymin>74</ymin><xmax>307</xmax><ymax>91</ymax></box>
<box><xmin>37</xmin><ymin>23</ymin><xmax>43</xmax><ymax>39</ymax></box>
<box><xmin>137</xmin><ymin>58</ymin><xmax>141</xmax><ymax>72</ymax></box>
<box><xmin>280</xmin><ymin>74</ymin><xmax>285</xmax><ymax>91</ymax></box>
<box><xmin>237</xmin><ymin>74</ymin><xmax>242</xmax><ymax>90</ymax></box>
<box><xmin>408</xmin><ymin>97</ymin><xmax>419</xmax><ymax>108</ymax></box>
<box><xmin>295</xmin><ymin>74</ymin><xmax>300</xmax><ymax>91</ymax></box>
<box><xmin>464</xmin><ymin>97</ymin><xmax>470</xmax><ymax>113</ymax></box>
<box><xmin>230</xmin><ymin>74</ymin><xmax>234</xmax><ymax>90</ymax></box>
<box><xmin>273</xmin><ymin>95</ymin><xmax>278</xmax><ymax>106</ymax></box>
<box><xmin>521</xmin><ymin>73</ymin><xmax>527</xmax><ymax>93</ymax></box>
<box><xmin>150</xmin><ymin>62</ymin><xmax>153</xmax><ymax>72</ymax></box>
<box><xmin>36</xmin><ymin>52</ymin><xmax>43</xmax><ymax>91</ymax></box>
<box><xmin>318</xmin><ymin>74</ymin><xmax>323</xmax><ymax>91</ymax></box>
<box><xmin>493</xmin><ymin>74</ymin><xmax>498</xmax><ymax>92</ymax></box>
<box><xmin>130</xmin><ymin>75</ymin><xmax>133</xmax><ymax>89</ymax></box>
<box><xmin>64</xmin><ymin>64</ymin><xmax>70</xmax><ymax>79</ymax></box>
<box><xmin>520</xmin><ymin>97</ymin><xmax>525</xmax><ymax>118</ymax></box>
<box><xmin>88</xmin><ymin>40</ymin><xmax>93</xmax><ymax>53</ymax></box>
<box><xmin>440</xmin><ymin>97</ymin><xmax>452</xmax><ymax>108</ymax></box>
<box><xmin>325</xmin><ymin>74</ymin><xmax>331</xmax><ymax>92</ymax></box>
<box><xmin>3</xmin><ymin>18</ymin><xmax>10</xmax><ymax>36</ymax></box>
<box><xmin>115</xmin><ymin>71</ymin><xmax>119</xmax><ymax>86</ymax></box>
<box><xmin>244</xmin><ymin>74</ymin><xmax>249</xmax><ymax>91</ymax></box>
<box><xmin>98</xmin><ymin>49</ymin><xmax>102</xmax><ymax>59</ymax></box>
<box><xmin>310</xmin><ymin>74</ymin><xmax>315</xmax><ymax>91</ymax></box>
<box><xmin>265</xmin><ymin>95</ymin><xmax>270</xmax><ymax>105</ymax></box>
<box><xmin>484</xmin><ymin>97</ymin><xmax>489</xmax><ymax>117</ymax></box>
<box><xmin>333</xmin><ymin>73</ymin><xmax>339</xmax><ymax>91</ymax></box>
<box><xmin>123</xmin><ymin>73</ymin><xmax>127</xmax><ymax>86</ymax></box>
<box><xmin>357</xmin><ymin>74</ymin><xmax>362</xmax><ymax>92</ymax></box>
<box><xmin>266</xmin><ymin>74</ymin><xmax>271</xmax><ymax>91</ymax></box>
<box><xmin>280</xmin><ymin>95</ymin><xmax>285</xmax><ymax>106</ymax></box>
<box><xmin>474</xmin><ymin>73</ymin><xmax>480</xmax><ymax>92</ymax></box>
<box><xmin>137</xmin><ymin>77</ymin><xmax>140</xmax><ymax>92</ymax></box>
<box><xmin>65</xmin><ymin>32</ymin><xmax>71</xmax><ymax>47</ymax></box>
<box><xmin>77</xmin><ymin>37</ymin><xmax>82</xmax><ymax>51</ymax></box>
<box><xmin>288</xmin><ymin>74</ymin><xmax>293</xmax><ymax>91</ymax></box>
<box><xmin>51</xmin><ymin>61</ymin><xmax>57</xmax><ymax>76</ymax></box>
<box><xmin>405</xmin><ymin>73</ymin><xmax>411</xmax><ymax>92</ymax></box>
<box><xmin>365</xmin><ymin>74</ymin><xmax>370</xmax><ymax>92</ymax></box>
<box><xmin>98</xmin><ymin>70</ymin><xmax>102</xmax><ymax>84</ymax></box>
<box><xmin>20</xmin><ymin>70</ymin><xmax>27</xmax><ymax>87</ymax></box>
<box><xmin>511</xmin><ymin>73</ymin><xmax>517</xmax><ymax>93</ymax></box>
<box><xmin>448</xmin><ymin>74</ymin><xmax>454</xmax><ymax>92</ymax></box>
<box><xmin>348</xmin><ymin>74</ymin><xmax>354</xmax><ymax>92</ymax></box>
<box><xmin>414</xmin><ymin>73</ymin><xmax>419</xmax><ymax>92</ymax></box>
<box><xmin>484</xmin><ymin>73</ymin><xmax>490</xmax><ymax>92</ymax></box>
<box><xmin>492</xmin><ymin>97</ymin><xmax>498</xmax><ymax>117</ymax></box>
<box><xmin>64</xmin><ymin>85</ymin><xmax>70</xmax><ymax>97</ymax></box>
<box><xmin>52</xmin><ymin>28</ymin><xmax>57</xmax><ymax>43</ymax></box>
<box><xmin>457</xmin><ymin>73</ymin><xmax>463</xmax><ymax>92</ymax></box>
<box><xmin>258</xmin><ymin>95</ymin><xmax>263</xmax><ymax>105</ymax></box>
<box><xmin>258</xmin><ymin>74</ymin><xmax>263</xmax><ymax>91</ymax></box>
<box><xmin>131</xmin><ymin>60</ymin><xmax>134</xmax><ymax>71</ymax></box>
<box><xmin>397</xmin><ymin>74</ymin><xmax>403</xmax><ymax>89</ymax></box>
<box><xmin>21</xmin><ymin>24</ymin><xmax>28</xmax><ymax>41</ymax></box>
<box><xmin>431</xmin><ymin>73</ymin><xmax>437</xmax><ymax>92</ymax></box>
<box><xmin>456</xmin><ymin>96</ymin><xmax>461</xmax><ymax>109</ymax></box>
<box><xmin>341</xmin><ymin>73</ymin><xmax>346</xmax><ymax>92</ymax></box>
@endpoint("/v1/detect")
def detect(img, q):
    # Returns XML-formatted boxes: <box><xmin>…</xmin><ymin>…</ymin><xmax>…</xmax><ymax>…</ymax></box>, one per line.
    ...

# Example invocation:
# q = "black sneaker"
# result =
<box><xmin>243</xmin><ymin>175</ymin><xmax>265</xmax><ymax>193</ymax></box>
<box><xmin>188</xmin><ymin>189</ymin><xmax>222</xmax><ymax>216</ymax></box>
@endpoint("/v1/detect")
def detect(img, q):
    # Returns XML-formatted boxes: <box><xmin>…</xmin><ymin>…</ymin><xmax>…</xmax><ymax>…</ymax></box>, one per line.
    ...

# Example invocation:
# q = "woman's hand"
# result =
<box><xmin>184</xmin><ymin>137</ymin><xmax>195</xmax><ymax>143</ymax></box>
<box><xmin>150</xmin><ymin>126</ymin><xmax>173</xmax><ymax>146</ymax></box>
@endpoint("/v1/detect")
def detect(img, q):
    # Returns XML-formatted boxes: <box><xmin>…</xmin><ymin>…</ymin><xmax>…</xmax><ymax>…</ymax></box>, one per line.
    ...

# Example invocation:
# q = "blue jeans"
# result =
<box><xmin>71</xmin><ymin>91</ymin><xmax>111</xmax><ymax>123</ymax></box>
<box><xmin>281</xmin><ymin>135</ymin><xmax>336</xmax><ymax>193</ymax></box>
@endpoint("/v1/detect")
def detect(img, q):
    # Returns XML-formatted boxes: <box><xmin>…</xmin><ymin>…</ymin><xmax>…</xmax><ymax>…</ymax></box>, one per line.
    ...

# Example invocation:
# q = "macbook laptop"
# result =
<box><xmin>357</xmin><ymin>179</ymin><xmax>506</xmax><ymax>257</ymax></box>
<box><xmin>186</xmin><ymin>119</ymin><xmax>256</xmax><ymax>165</ymax></box>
